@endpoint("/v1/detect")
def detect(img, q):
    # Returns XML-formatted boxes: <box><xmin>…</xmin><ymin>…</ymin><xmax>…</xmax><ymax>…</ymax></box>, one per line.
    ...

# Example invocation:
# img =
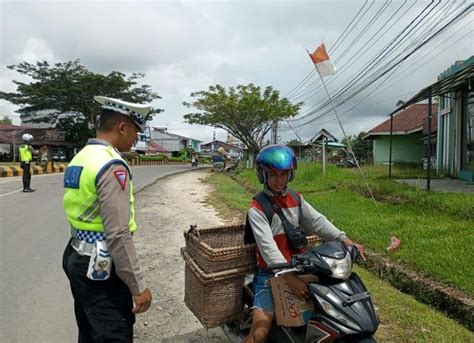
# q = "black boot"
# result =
<box><xmin>24</xmin><ymin>177</ymin><xmax>35</xmax><ymax>192</ymax></box>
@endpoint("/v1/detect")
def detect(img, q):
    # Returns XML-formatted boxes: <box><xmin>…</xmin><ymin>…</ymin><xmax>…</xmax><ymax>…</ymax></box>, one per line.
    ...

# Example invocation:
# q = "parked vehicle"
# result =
<box><xmin>222</xmin><ymin>241</ymin><xmax>379</xmax><ymax>342</ymax></box>
<box><xmin>212</xmin><ymin>154</ymin><xmax>225</xmax><ymax>172</ymax></box>
<box><xmin>51</xmin><ymin>148</ymin><xmax>67</xmax><ymax>162</ymax></box>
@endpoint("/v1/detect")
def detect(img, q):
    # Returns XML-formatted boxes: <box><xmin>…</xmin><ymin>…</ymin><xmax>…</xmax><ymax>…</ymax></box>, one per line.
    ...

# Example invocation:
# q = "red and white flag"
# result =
<box><xmin>309</xmin><ymin>43</ymin><xmax>337</xmax><ymax>77</ymax></box>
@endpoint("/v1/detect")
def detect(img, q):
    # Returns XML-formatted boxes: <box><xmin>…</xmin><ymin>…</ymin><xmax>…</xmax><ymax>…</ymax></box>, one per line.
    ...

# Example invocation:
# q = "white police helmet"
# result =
<box><xmin>94</xmin><ymin>96</ymin><xmax>152</xmax><ymax>132</ymax></box>
<box><xmin>22</xmin><ymin>133</ymin><xmax>33</xmax><ymax>142</ymax></box>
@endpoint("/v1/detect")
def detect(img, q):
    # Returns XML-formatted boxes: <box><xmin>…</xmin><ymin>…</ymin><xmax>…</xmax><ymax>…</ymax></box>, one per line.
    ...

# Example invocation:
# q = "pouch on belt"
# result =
<box><xmin>87</xmin><ymin>240</ymin><xmax>113</xmax><ymax>281</ymax></box>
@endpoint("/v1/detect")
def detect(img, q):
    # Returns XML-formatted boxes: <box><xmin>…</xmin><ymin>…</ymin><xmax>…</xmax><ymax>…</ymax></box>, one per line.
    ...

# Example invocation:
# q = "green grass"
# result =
<box><xmin>209</xmin><ymin>163</ymin><xmax>474</xmax><ymax>296</ymax></box>
<box><xmin>356</xmin><ymin>266</ymin><xmax>474</xmax><ymax>342</ymax></box>
<box><xmin>203</xmin><ymin>171</ymin><xmax>474</xmax><ymax>342</ymax></box>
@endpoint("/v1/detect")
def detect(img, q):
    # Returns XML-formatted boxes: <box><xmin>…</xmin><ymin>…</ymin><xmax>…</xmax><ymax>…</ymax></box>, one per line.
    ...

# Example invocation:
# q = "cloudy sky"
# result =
<box><xmin>1</xmin><ymin>0</ymin><xmax>472</xmax><ymax>143</ymax></box>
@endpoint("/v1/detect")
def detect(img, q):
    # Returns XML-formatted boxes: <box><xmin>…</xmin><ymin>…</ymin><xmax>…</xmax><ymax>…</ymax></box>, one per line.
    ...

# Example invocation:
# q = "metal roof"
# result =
<box><xmin>387</xmin><ymin>62</ymin><xmax>473</xmax><ymax>117</ymax></box>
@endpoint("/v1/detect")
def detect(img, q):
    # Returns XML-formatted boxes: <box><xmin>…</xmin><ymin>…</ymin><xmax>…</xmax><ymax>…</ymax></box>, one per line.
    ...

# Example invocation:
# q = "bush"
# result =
<box><xmin>121</xmin><ymin>152</ymin><xmax>139</xmax><ymax>161</ymax></box>
<box><xmin>139</xmin><ymin>154</ymin><xmax>167</xmax><ymax>161</ymax></box>
<box><xmin>169</xmin><ymin>156</ymin><xmax>186</xmax><ymax>162</ymax></box>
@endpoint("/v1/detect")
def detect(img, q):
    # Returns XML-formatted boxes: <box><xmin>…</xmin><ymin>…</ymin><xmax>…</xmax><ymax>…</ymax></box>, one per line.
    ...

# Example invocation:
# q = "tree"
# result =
<box><xmin>287</xmin><ymin>139</ymin><xmax>302</xmax><ymax>146</ymax></box>
<box><xmin>341</xmin><ymin>131</ymin><xmax>372</xmax><ymax>162</ymax></box>
<box><xmin>0</xmin><ymin>60</ymin><xmax>163</xmax><ymax>145</ymax></box>
<box><xmin>183</xmin><ymin>84</ymin><xmax>302</xmax><ymax>153</ymax></box>
<box><xmin>0</xmin><ymin>116</ymin><xmax>12</xmax><ymax>125</ymax></box>
<box><xmin>56</xmin><ymin>116</ymin><xmax>94</xmax><ymax>148</ymax></box>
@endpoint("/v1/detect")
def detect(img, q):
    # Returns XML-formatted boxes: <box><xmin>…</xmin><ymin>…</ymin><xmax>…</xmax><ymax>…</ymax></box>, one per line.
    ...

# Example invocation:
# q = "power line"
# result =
<box><xmin>288</xmin><ymin>0</ymin><xmax>429</xmax><ymax>112</ymax></box>
<box><xmin>330</xmin><ymin>0</ymin><xmax>375</xmax><ymax>54</ymax></box>
<box><xmin>290</xmin><ymin>0</ymin><xmax>465</xmax><ymax>125</ymax></box>
<box><xmin>288</xmin><ymin>0</ymin><xmax>414</xmax><ymax>104</ymax></box>
<box><xmin>282</xmin><ymin>24</ymin><xmax>473</xmax><ymax>133</ymax></box>
<box><xmin>283</xmin><ymin>0</ymin><xmax>372</xmax><ymax>99</ymax></box>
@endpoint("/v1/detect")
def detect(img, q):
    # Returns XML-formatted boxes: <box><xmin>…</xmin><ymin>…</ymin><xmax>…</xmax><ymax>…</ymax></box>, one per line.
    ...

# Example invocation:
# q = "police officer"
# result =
<box><xmin>62</xmin><ymin>96</ymin><xmax>153</xmax><ymax>342</ymax></box>
<box><xmin>19</xmin><ymin>133</ymin><xmax>36</xmax><ymax>192</ymax></box>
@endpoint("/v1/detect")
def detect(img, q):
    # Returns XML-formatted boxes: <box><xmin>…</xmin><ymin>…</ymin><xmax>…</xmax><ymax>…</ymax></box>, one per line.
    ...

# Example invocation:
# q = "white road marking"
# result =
<box><xmin>0</xmin><ymin>189</ymin><xmax>23</xmax><ymax>197</ymax></box>
<box><xmin>0</xmin><ymin>172</ymin><xmax>64</xmax><ymax>184</ymax></box>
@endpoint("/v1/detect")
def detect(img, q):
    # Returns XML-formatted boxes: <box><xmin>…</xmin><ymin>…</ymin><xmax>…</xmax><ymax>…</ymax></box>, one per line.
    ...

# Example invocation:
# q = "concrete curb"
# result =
<box><xmin>0</xmin><ymin>161</ymin><xmax>194</xmax><ymax>178</ymax></box>
<box><xmin>0</xmin><ymin>163</ymin><xmax>68</xmax><ymax>177</ymax></box>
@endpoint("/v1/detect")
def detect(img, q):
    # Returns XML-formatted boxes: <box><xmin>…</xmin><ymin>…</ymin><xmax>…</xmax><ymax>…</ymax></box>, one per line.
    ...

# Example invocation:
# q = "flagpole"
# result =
<box><xmin>306</xmin><ymin>49</ymin><xmax>383</xmax><ymax>221</ymax></box>
<box><xmin>285</xmin><ymin>119</ymin><xmax>315</xmax><ymax>162</ymax></box>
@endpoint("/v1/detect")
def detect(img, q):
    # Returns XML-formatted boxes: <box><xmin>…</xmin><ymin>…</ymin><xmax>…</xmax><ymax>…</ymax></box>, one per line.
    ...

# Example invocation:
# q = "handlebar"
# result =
<box><xmin>268</xmin><ymin>262</ymin><xmax>293</xmax><ymax>270</ymax></box>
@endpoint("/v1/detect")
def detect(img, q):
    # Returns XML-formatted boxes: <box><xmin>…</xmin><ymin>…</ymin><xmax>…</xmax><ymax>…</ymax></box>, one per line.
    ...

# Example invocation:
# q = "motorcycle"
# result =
<box><xmin>222</xmin><ymin>241</ymin><xmax>379</xmax><ymax>342</ymax></box>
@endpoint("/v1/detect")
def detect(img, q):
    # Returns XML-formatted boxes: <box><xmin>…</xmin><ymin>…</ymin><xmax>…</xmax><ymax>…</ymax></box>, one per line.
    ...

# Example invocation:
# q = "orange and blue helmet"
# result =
<box><xmin>256</xmin><ymin>144</ymin><xmax>297</xmax><ymax>184</ymax></box>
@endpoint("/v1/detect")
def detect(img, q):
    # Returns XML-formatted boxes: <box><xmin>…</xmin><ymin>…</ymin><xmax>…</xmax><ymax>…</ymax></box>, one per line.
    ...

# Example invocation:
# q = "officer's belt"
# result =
<box><xmin>71</xmin><ymin>238</ymin><xmax>94</xmax><ymax>256</ymax></box>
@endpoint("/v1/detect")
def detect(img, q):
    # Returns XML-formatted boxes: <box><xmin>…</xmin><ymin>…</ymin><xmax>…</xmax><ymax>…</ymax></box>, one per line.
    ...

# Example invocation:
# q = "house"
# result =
<box><xmin>225</xmin><ymin>132</ymin><xmax>246</xmax><ymax>150</ymax></box>
<box><xmin>363</xmin><ymin>104</ymin><xmax>438</xmax><ymax>165</ymax></box>
<box><xmin>308</xmin><ymin>128</ymin><xmax>338</xmax><ymax>144</ymax></box>
<box><xmin>147</xmin><ymin>141</ymin><xmax>170</xmax><ymax>156</ymax></box>
<box><xmin>376</xmin><ymin>57</ymin><xmax>473</xmax><ymax>182</ymax></box>
<box><xmin>0</xmin><ymin>124</ymin><xmax>76</xmax><ymax>162</ymax></box>
<box><xmin>150</xmin><ymin>127</ymin><xmax>202</xmax><ymax>157</ymax></box>
<box><xmin>200</xmin><ymin>140</ymin><xmax>244</xmax><ymax>159</ymax></box>
<box><xmin>288</xmin><ymin>128</ymin><xmax>343</xmax><ymax>162</ymax></box>
<box><xmin>436</xmin><ymin>58</ymin><xmax>474</xmax><ymax>182</ymax></box>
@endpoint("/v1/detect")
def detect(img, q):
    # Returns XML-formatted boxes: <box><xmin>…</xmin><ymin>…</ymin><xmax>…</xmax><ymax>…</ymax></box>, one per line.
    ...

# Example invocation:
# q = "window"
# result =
<box><xmin>440</xmin><ymin>94</ymin><xmax>451</xmax><ymax>111</ymax></box>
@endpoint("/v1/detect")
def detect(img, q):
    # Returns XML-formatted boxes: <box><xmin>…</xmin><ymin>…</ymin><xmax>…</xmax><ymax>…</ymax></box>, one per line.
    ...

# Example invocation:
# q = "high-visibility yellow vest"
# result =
<box><xmin>63</xmin><ymin>143</ymin><xmax>136</xmax><ymax>233</ymax></box>
<box><xmin>19</xmin><ymin>144</ymin><xmax>32</xmax><ymax>162</ymax></box>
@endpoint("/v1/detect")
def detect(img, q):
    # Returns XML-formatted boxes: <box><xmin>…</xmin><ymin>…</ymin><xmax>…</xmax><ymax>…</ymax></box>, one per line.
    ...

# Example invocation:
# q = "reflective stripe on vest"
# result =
<box><xmin>19</xmin><ymin>144</ymin><xmax>32</xmax><ymax>162</ymax></box>
<box><xmin>63</xmin><ymin>143</ymin><xmax>136</xmax><ymax>233</ymax></box>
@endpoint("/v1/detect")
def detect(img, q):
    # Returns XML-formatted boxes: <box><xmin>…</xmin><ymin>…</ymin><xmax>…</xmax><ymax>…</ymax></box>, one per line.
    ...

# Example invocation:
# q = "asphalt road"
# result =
<box><xmin>0</xmin><ymin>164</ymin><xmax>204</xmax><ymax>343</ymax></box>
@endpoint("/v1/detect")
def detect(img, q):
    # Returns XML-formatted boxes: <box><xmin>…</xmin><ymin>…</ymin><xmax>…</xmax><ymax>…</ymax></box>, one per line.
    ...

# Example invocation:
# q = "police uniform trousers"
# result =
<box><xmin>20</xmin><ymin>162</ymin><xmax>31</xmax><ymax>190</ymax></box>
<box><xmin>63</xmin><ymin>239</ymin><xmax>135</xmax><ymax>343</ymax></box>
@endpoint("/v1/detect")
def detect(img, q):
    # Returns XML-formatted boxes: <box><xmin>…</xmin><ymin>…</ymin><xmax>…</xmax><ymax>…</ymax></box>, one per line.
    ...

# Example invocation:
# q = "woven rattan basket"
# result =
<box><xmin>184</xmin><ymin>224</ymin><xmax>255</xmax><ymax>273</ymax></box>
<box><xmin>184</xmin><ymin>224</ymin><xmax>321</xmax><ymax>273</ymax></box>
<box><xmin>181</xmin><ymin>248</ymin><xmax>254</xmax><ymax>328</ymax></box>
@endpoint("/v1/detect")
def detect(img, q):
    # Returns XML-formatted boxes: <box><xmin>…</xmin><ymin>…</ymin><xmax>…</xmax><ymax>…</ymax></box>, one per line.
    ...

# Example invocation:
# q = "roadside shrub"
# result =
<box><xmin>121</xmin><ymin>152</ymin><xmax>139</xmax><ymax>161</ymax></box>
<box><xmin>140</xmin><ymin>154</ymin><xmax>167</xmax><ymax>161</ymax></box>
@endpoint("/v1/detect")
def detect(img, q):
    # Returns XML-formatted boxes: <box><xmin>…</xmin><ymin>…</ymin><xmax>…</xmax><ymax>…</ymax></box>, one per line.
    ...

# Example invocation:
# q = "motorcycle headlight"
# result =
<box><xmin>321</xmin><ymin>253</ymin><xmax>352</xmax><ymax>280</ymax></box>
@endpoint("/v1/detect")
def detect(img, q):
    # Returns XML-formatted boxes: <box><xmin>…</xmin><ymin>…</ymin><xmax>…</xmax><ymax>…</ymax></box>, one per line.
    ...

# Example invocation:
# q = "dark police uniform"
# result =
<box><xmin>62</xmin><ymin>96</ymin><xmax>151</xmax><ymax>342</ymax></box>
<box><xmin>19</xmin><ymin>141</ymin><xmax>34</xmax><ymax>192</ymax></box>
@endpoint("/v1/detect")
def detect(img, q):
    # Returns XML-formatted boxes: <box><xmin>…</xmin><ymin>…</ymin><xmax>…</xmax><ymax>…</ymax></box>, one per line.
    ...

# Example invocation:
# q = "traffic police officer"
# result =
<box><xmin>62</xmin><ymin>96</ymin><xmax>153</xmax><ymax>342</ymax></box>
<box><xmin>19</xmin><ymin>133</ymin><xmax>36</xmax><ymax>192</ymax></box>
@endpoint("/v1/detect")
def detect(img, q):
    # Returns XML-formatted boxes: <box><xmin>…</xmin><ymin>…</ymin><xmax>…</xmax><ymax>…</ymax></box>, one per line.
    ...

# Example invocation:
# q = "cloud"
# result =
<box><xmin>1</xmin><ymin>0</ymin><xmax>473</xmax><ymax>142</ymax></box>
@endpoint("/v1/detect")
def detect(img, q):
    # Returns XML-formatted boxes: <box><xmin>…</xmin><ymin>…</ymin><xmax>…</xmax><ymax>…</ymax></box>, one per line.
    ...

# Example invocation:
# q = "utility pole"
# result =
<box><xmin>389</xmin><ymin>114</ymin><xmax>393</xmax><ymax>179</ymax></box>
<box><xmin>271</xmin><ymin>121</ymin><xmax>278</xmax><ymax>144</ymax></box>
<box><xmin>391</xmin><ymin>100</ymin><xmax>405</xmax><ymax>179</ymax></box>
<box><xmin>427</xmin><ymin>89</ymin><xmax>432</xmax><ymax>191</ymax></box>
<box><xmin>212</xmin><ymin>127</ymin><xmax>216</xmax><ymax>151</ymax></box>
<box><xmin>322</xmin><ymin>137</ymin><xmax>327</xmax><ymax>175</ymax></box>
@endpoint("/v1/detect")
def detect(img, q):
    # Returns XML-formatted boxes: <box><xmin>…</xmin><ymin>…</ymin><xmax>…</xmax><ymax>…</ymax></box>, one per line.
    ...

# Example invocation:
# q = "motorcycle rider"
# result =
<box><xmin>244</xmin><ymin>144</ymin><xmax>365</xmax><ymax>343</ymax></box>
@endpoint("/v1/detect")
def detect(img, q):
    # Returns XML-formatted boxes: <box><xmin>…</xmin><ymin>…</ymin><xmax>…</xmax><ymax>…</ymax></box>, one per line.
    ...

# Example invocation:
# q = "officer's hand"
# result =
<box><xmin>132</xmin><ymin>288</ymin><xmax>152</xmax><ymax>314</ymax></box>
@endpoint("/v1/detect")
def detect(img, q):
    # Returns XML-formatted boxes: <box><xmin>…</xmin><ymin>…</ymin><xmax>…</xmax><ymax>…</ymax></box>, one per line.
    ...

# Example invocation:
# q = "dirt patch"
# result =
<box><xmin>133</xmin><ymin>169</ymin><xmax>230</xmax><ymax>342</ymax></box>
<box><xmin>359</xmin><ymin>188</ymin><xmax>408</xmax><ymax>205</ymax></box>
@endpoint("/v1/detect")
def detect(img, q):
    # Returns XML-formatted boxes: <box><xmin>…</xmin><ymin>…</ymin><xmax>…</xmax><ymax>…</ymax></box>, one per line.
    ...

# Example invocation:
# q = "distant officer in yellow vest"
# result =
<box><xmin>62</xmin><ymin>96</ymin><xmax>153</xmax><ymax>343</ymax></box>
<box><xmin>19</xmin><ymin>133</ymin><xmax>36</xmax><ymax>192</ymax></box>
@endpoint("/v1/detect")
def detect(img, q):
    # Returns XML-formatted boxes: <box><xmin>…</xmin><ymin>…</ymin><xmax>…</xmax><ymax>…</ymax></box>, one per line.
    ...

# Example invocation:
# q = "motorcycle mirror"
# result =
<box><xmin>347</xmin><ymin>245</ymin><xmax>360</xmax><ymax>263</ymax></box>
